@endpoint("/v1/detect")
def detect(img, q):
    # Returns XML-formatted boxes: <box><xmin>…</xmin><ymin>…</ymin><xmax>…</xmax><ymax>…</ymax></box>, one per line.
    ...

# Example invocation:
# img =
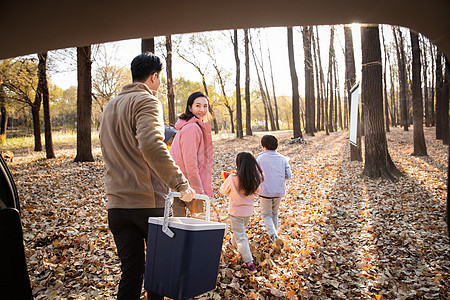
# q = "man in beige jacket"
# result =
<box><xmin>99</xmin><ymin>52</ymin><xmax>194</xmax><ymax>300</ymax></box>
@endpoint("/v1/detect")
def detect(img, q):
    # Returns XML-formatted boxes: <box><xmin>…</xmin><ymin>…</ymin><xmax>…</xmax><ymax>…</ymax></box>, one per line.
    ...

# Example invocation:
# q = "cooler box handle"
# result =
<box><xmin>163</xmin><ymin>192</ymin><xmax>211</xmax><ymax>238</ymax></box>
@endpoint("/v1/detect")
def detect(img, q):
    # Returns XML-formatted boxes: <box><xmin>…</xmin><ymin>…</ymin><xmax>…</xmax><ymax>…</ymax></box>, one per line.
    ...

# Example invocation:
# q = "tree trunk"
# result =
<box><xmin>32</xmin><ymin>57</ymin><xmax>43</xmax><ymax>152</ymax></box>
<box><xmin>345</xmin><ymin>26</ymin><xmax>362</xmax><ymax>162</ymax></box>
<box><xmin>234</xmin><ymin>29</ymin><xmax>243</xmax><ymax>138</ymax></box>
<box><xmin>361</xmin><ymin>25</ymin><xmax>400</xmax><ymax>180</ymax></box>
<box><xmin>328</xmin><ymin>66</ymin><xmax>334</xmax><ymax>133</ymax></box>
<box><xmin>344</xmin><ymin>93</ymin><xmax>348</xmax><ymax>129</ymax></box>
<box><xmin>421</xmin><ymin>36</ymin><xmax>431</xmax><ymax>127</ymax></box>
<box><xmin>228</xmin><ymin>106</ymin><xmax>235</xmax><ymax>133</ymax></box>
<box><xmin>442</xmin><ymin>59</ymin><xmax>450</xmax><ymax>145</ymax></box>
<box><xmin>324</xmin><ymin>80</ymin><xmax>329</xmax><ymax>135</ymax></box>
<box><xmin>267</xmin><ymin>45</ymin><xmax>280</xmax><ymax>130</ymax></box>
<box><xmin>214</xmin><ymin>63</ymin><xmax>234</xmax><ymax>133</ymax></box>
<box><xmin>447</xmin><ymin>142</ymin><xmax>450</xmax><ymax>238</ymax></box>
<box><xmin>316</xmin><ymin>26</ymin><xmax>327</xmax><ymax>132</ymax></box>
<box><xmin>435</xmin><ymin>51</ymin><xmax>444</xmax><ymax>140</ymax></box>
<box><xmin>334</xmin><ymin>59</ymin><xmax>342</xmax><ymax>130</ymax></box>
<box><xmin>328</xmin><ymin>26</ymin><xmax>335</xmax><ymax>133</ymax></box>
<box><xmin>430</xmin><ymin>47</ymin><xmax>436</xmax><ymax>126</ymax></box>
<box><xmin>74</xmin><ymin>46</ymin><xmax>94</xmax><ymax>162</ymax></box>
<box><xmin>287</xmin><ymin>27</ymin><xmax>302</xmax><ymax>138</ymax></box>
<box><xmin>389</xmin><ymin>64</ymin><xmax>398</xmax><ymax>126</ymax></box>
<box><xmin>244</xmin><ymin>29</ymin><xmax>252</xmax><ymax>136</ymax></box>
<box><xmin>263</xmin><ymin>105</ymin><xmax>268</xmax><ymax>131</ymax></box>
<box><xmin>255</xmin><ymin>35</ymin><xmax>276</xmax><ymax>131</ymax></box>
<box><xmin>410</xmin><ymin>31</ymin><xmax>428</xmax><ymax>156</ymax></box>
<box><xmin>141</xmin><ymin>38</ymin><xmax>155</xmax><ymax>53</ymax></box>
<box><xmin>39</xmin><ymin>52</ymin><xmax>55</xmax><ymax>159</ymax></box>
<box><xmin>445</xmin><ymin>60</ymin><xmax>450</xmax><ymax>237</ymax></box>
<box><xmin>393</xmin><ymin>27</ymin><xmax>409</xmax><ymax>131</ymax></box>
<box><xmin>303</xmin><ymin>26</ymin><xmax>315</xmax><ymax>135</ymax></box>
<box><xmin>31</xmin><ymin>104</ymin><xmax>42</xmax><ymax>151</ymax></box>
<box><xmin>312</xmin><ymin>28</ymin><xmax>322</xmax><ymax>131</ymax></box>
<box><xmin>166</xmin><ymin>36</ymin><xmax>176</xmax><ymax>125</ymax></box>
<box><xmin>251</xmin><ymin>41</ymin><xmax>272</xmax><ymax>132</ymax></box>
<box><xmin>381</xmin><ymin>26</ymin><xmax>390</xmax><ymax>132</ymax></box>
<box><xmin>0</xmin><ymin>86</ymin><xmax>7</xmax><ymax>145</ymax></box>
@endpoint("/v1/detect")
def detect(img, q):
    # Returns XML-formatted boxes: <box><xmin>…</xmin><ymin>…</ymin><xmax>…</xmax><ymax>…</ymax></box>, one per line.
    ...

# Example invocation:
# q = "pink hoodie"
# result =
<box><xmin>170</xmin><ymin>117</ymin><xmax>213</xmax><ymax>197</ymax></box>
<box><xmin>219</xmin><ymin>174</ymin><xmax>259</xmax><ymax>217</ymax></box>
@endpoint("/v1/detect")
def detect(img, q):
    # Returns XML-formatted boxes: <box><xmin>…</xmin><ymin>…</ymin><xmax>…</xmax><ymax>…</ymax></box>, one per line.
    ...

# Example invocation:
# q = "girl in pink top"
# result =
<box><xmin>170</xmin><ymin>92</ymin><xmax>213</xmax><ymax>216</ymax></box>
<box><xmin>219</xmin><ymin>152</ymin><xmax>263</xmax><ymax>273</ymax></box>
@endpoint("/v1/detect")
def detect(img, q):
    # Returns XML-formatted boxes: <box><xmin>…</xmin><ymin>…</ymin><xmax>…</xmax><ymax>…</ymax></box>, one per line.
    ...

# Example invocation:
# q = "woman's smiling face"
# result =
<box><xmin>189</xmin><ymin>97</ymin><xmax>208</xmax><ymax>121</ymax></box>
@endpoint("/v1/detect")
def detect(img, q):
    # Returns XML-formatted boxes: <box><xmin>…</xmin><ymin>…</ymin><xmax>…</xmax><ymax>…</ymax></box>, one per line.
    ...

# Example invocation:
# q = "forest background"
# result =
<box><xmin>0</xmin><ymin>22</ymin><xmax>449</xmax><ymax>299</ymax></box>
<box><xmin>0</xmin><ymin>24</ymin><xmax>393</xmax><ymax>140</ymax></box>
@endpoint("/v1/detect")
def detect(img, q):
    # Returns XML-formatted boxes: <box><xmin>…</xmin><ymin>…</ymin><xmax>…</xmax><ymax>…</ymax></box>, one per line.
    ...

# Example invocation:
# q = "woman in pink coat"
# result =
<box><xmin>170</xmin><ymin>91</ymin><xmax>213</xmax><ymax>216</ymax></box>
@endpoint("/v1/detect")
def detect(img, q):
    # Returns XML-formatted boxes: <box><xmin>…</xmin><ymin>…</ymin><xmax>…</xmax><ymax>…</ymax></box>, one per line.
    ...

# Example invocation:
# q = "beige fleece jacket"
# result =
<box><xmin>99</xmin><ymin>82</ymin><xmax>189</xmax><ymax>209</ymax></box>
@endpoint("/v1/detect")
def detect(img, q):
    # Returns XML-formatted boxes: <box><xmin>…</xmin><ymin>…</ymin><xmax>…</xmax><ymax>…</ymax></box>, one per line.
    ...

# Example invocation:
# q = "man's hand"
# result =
<box><xmin>180</xmin><ymin>186</ymin><xmax>195</xmax><ymax>202</ymax></box>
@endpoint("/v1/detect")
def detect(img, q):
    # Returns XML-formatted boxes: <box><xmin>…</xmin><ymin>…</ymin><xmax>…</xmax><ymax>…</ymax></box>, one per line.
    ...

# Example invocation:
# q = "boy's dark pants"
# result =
<box><xmin>108</xmin><ymin>208</ymin><xmax>165</xmax><ymax>300</ymax></box>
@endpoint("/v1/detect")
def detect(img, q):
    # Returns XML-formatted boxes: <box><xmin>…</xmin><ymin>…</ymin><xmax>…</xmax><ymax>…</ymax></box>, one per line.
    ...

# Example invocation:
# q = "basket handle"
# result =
<box><xmin>162</xmin><ymin>191</ymin><xmax>211</xmax><ymax>238</ymax></box>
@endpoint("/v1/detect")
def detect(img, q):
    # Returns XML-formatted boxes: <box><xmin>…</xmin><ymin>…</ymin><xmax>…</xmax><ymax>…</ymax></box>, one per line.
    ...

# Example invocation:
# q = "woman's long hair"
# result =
<box><xmin>179</xmin><ymin>91</ymin><xmax>210</xmax><ymax>121</ymax></box>
<box><xmin>236</xmin><ymin>152</ymin><xmax>263</xmax><ymax>196</ymax></box>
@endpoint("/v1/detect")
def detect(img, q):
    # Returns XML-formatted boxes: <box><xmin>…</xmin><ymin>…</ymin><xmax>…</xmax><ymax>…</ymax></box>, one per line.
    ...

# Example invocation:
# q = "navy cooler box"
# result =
<box><xmin>145</xmin><ymin>203</ymin><xmax>225</xmax><ymax>299</ymax></box>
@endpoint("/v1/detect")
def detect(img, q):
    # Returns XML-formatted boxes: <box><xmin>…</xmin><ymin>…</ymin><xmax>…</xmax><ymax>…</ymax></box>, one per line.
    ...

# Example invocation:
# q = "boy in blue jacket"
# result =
<box><xmin>256</xmin><ymin>135</ymin><xmax>292</xmax><ymax>248</ymax></box>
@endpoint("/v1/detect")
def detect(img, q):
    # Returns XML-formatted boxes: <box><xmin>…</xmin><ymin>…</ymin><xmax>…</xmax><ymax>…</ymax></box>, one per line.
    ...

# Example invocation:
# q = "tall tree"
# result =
<box><xmin>312</xmin><ymin>27</ymin><xmax>322</xmax><ymax>131</ymax></box>
<box><xmin>74</xmin><ymin>46</ymin><xmax>94</xmax><ymax>162</ymax></box>
<box><xmin>0</xmin><ymin>86</ymin><xmax>7</xmax><ymax>145</ymax></box>
<box><xmin>435</xmin><ymin>50</ymin><xmax>444</xmax><ymax>140</ymax></box>
<box><xmin>244</xmin><ymin>29</ymin><xmax>252</xmax><ymax>136</ymax></box>
<box><xmin>176</xmin><ymin>35</ymin><xmax>219</xmax><ymax>133</ymax></box>
<box><xmin>38</xmin><ymin>52</ymin><xmax>55</xmax><ymax>159</ymax></box>
<box><xmin>201</xmin><ymin>35</ymin><xmax>235</xmax><ymax>133</ymax></box>
<box><xmin>1</xmin><ymin>58</ymin><xmax>42</xmax><ymax>151</ymax></box>
<box><xmin>334</xmin><ymin>58</ymin><xmax>342</xmax><ymax>130</ymax></box>
<box><xmin>251</xmin><ymin>41</ymin><xmax>273</xmax><ymax>131</ymax></box>
<box><xmin>252</xmin><ymin>32</ymin><xmax>276</xmax><ymax>131</ymax></box>
<box><xmin>303</xmin><ymin>26</ymin><xmax>315</xmax><ymax>135</ymax></box>
<box><xmin>410</xmin><ymin>31</ymin><xmax>428</xmax><ymax>155</ymax></box>
<box><xmin>32</xmin><ymin>67</ymin><xmax>43</xmax><ymax>151</ymax></box>
<box><xmin>327</xmin><ymin>26</ymin><xmax>335</xmax><ymax>133</ymax></box>
<box><xmin>421</xmin><ymin>35</ymin><xmax>431</xmax><ymax>127</ymax></box>
<box><xmin>388</xmin><ymin>49</ymin><xmax>398</xmax><ymax>126</ymax></box>
<box><xmin>380</xmin><ymin>26</ymin><xmax>390</xmax><ymax>132</ymax></box>
<box><xmin>442</xmin><ymin>59</ymin><xmax>450</xmax><ymax>145</ymax></box>
<box><xmin>448</xmin><ymin>141</ymin><xmax>450</xmax><ymax>238</ymax></box>
<box><xmin>141</xmin><ymin>38</ymin><xmax>155</xmax><ymax>53</ymax></box>
<box><xmin>213</xmin><ymin>63</ymin><xmax>234</xmax><ymax>133</ymax></box>
<box><xmin>344</xmin><ymin>25</ymin><xmax>362</xmax><ymax>161</ymax></box>
<box><xmin>435</xmin><ymin>54</ymin><xmax>449</xmax><ymax>145</ymax></box>
<box><xmin>91</xmin><ymin>45</ymin><xmax>131</xmax><ymax>128</ymax></box>
<box><xmin>430</xmin><ymin>46</ymin><xmax>436</xmax><ymax>126</ymax></box>
<box><xmin>252</xmin><ymin>49</ymin><xmax>270</xmax><ymax>131</ymax></box>
<box><xmin>393</xmin><ymin>27</ymin><xmax>409</xmax><ymax>131</ymax></box>
<box><xmin>315</xmin><ymin>27</ymin><xmax>327</xmax><ymax>132</ymax></box>
<box><xmin>166</xmin><ymin>35</ymin><xmax>176</xmax><ymax>125</ymax></box>
<box><xmin>233</xmin><ymin>29</ymin><xmax>243</xmax><ymax>138</ymax></box>
<box><xmin>267</xmin><ymin>43</ymin><xmax>280</xmax><ymax>130</ymax></box>
<box><xmin>287</xmin><ymin>27</ymin><xmax>302</xmax><ymax>138</ymax></box>
<box><xmin>361</xmin><ymin>25</ymin><xmax>401</xmax><ymax>179</ymax></box>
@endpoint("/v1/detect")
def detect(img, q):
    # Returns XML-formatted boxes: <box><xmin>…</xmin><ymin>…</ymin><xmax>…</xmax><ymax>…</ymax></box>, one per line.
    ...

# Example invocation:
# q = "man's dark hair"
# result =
<box><xmin>131</xmin><ymin>52</ymin><xmax>163</xmax><ymax>82</ymax></box>
<box><xmin>261</xmin><ymin>135</ymin><xmax>278</xmax><ymax>150</ymax></box>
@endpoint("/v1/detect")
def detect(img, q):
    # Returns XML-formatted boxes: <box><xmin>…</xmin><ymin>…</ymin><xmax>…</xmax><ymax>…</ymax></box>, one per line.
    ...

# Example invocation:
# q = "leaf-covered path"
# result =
<box><xmin>9</xmin><ymin>127</ymin><xmax>449</xmax><ymax>299</ymax></box>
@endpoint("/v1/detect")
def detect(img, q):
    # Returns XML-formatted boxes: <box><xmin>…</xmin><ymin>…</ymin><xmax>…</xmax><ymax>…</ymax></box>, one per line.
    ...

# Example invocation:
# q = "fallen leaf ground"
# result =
<box><xmin>7</xmin><ymin>127</ymin><xmax>450</xmax><ymax>299</ymax></box>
